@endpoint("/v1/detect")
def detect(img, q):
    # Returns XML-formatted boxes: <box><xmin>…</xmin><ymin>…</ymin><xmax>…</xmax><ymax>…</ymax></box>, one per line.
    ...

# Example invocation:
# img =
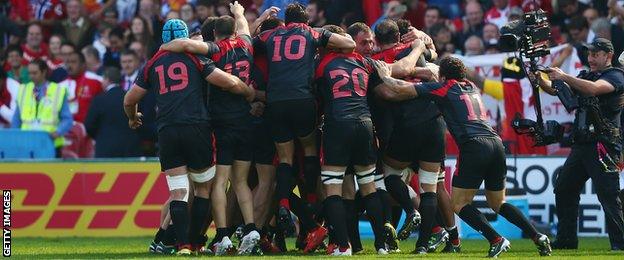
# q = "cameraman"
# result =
<box><xmin>535</xmin><ymin>38</ymin><xmax>624</xmax><ymax>250</ymax></box>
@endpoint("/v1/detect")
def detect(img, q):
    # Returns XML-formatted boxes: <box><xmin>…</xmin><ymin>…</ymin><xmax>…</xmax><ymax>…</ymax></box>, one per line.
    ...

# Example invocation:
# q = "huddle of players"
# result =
<box><xmin>123</xmin><ymin>1</ymin><xmax>554</xmax><ymax>258</ymax></box>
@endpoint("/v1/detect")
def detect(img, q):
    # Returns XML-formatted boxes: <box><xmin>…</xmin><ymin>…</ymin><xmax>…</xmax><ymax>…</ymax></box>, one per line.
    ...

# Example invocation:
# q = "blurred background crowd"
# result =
<box><xmin>1</xmin><ymin>0</ymin><xmax>624</xmax><ymax>159</ymax></box>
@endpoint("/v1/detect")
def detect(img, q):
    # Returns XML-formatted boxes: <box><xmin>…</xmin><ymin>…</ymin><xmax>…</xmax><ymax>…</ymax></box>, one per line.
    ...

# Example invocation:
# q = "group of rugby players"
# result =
<box><xmin>123</xmin><ymin>1</ymin><xmax>553</xmax><ymax>257</ymax></box>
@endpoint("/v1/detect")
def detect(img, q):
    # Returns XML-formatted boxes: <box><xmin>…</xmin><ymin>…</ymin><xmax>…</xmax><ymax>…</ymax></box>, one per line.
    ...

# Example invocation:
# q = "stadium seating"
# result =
<box><xmin>0</xmin><ymin>129</ymin><xmax>55</xmax><ymax>159</ymax></box>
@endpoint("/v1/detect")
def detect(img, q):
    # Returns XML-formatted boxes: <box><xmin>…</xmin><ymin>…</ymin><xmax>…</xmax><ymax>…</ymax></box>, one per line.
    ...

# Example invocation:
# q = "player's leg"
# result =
<box><xmin>151</xmin><ymin>199</ymin><xmax>173</xmax><ymax>253</ymax></box>
<box><xmin>383</xmin><ymin>156</ymin><xmax>421</xmax><ymax>241</ymax></box>
<box><xmin>231</xmin><ymin>159</ymin><xmax>261</xmax><ymax>254</ymax></box>
<box><xmin>188</xmin><ymin>166</ymin><xmax>215</xmax><ymax>253</ymax></box>
<box><xmin>322</xmin><ymin>164</ymin><xmax>350</xmax><ymax>256</ymax></box>
<box><xmin>413</xmin><ymin>161</ymin><xmax>440</xmax><ymax>254</ymax></box>
<box><xmin>295</xmin><ymin>99</ymin><xmax>321</xmax><ymax>206</ymax></box>
<box><xmin>342</xmin><ymin>170</ymin><xmax>363</xmax><ymax>253</ymax></box>
<box><xmin>434</xmin><ymin>171</ymin><xmax>461</xmax><ymax>253</ymax></box>
<box><xmin>354</xmin><ymin>164</ymin><xmax>389</xmax><ymax>254</ymax></box>
<box><xmin>253</xmin><ymin>163</ymin><xmax>275</xmax><ymax>230</ymax></box>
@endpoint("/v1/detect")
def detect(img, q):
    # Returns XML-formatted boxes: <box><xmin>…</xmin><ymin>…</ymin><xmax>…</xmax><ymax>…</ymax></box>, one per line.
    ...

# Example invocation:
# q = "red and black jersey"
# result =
<box><xmin>134</xmin><ymin>50</ymin><xmax>215</xmax><ymax>131</ymax></box>
<box><xmin>209</xmin><ymin>35</ymin><xmax>254</xmax><ymax>121</ymax></box>
<box><xmin>415</xmin><ymin>80</ymin><xmax>498</xmax><ymax>144</ymax></box>
<box><xmin>315</xmin><ymin>52</ymin><xmax>382</xmax><ymax>122</ymax></box>
<box><xmin>373</xmin><ymin>44</ymin><xmax>440</xmax><ymax>126</ymax></box>
<box><xmin>254</xmin><ymin>22</ymin><xmax>332</xmax><ymax>103</ymax></box>
<box><xmin>250</xmin><ymin>52</ymin><xmax>268</xmax><ymax>92</ymax></box>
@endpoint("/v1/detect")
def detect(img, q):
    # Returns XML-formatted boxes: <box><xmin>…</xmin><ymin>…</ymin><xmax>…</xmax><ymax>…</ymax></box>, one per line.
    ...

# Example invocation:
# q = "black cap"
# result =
<box><xmin>583</xmin><ymin>38</ymin><xmax>614</xmax><ymax>53</ymax></box>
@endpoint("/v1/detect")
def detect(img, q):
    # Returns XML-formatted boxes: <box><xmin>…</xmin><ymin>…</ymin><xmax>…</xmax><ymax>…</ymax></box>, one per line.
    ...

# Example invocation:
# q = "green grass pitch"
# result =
<box><xmin>9</xmin><ymin>237</ymin><xmax>624</xmax><ymax>259</ymax></box>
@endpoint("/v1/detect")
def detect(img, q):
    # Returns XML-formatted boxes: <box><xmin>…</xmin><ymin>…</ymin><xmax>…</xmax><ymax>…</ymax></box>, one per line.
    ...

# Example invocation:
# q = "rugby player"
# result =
<box><xmin>124</xmin><ymin>19</ymin><xmax>253</xmax><ymax>255</ymax></box>
<box><xmin>371</xmin><ymin>57</ymin><xmax>552</xmax><ymax>258</ymax></box>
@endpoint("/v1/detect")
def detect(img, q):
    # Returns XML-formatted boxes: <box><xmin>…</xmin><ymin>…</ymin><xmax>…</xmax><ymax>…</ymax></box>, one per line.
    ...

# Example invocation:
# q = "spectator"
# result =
<box><xmin>12</xmin><ymin>59</ymin><xmax>73</xmax><ymax>156</ymax></box>
<box><xmin>4</xmin><ymin>45</ymin><xmax>30</xmax><ymax>83</ymax></box>
<box><xmin>138</xmin><ymin>0</ymin><xmax>164</xmax><ymax>46</ymax></box>
<box><xmin>372</xmin><ymin>0</ymin><xmax>407</xmax><ymax>30</ymax></box>
<box><xmin>116</xmin><ymin>0</ymin><xmax>139</xmax><ymax>27</ymax></box>
<box><xmin>261</xmin><ymin>0</ymin><xmax>309</xmax><ymax>19</ymax></box>
<box><xmin>119</xmin><ymin>50</ymin><xmax>140</xmax><ymax>92</ymax></box>
<box><xmin>0</xmin><ymin>69</ymin><xmax>18</xmax><ymax>128</ymax></box>
<box><xmin>428</xmin><ymin>0</ymin><xmax>462</xmax><ymax>19</ymax></box>
<box><xmin>60</xmin><ymin>51</ymin><xmax>103</xmax><ymax>123</ymax></box>
<box><xmin>590</xmin><ymin>18</ymin><xmax>624</xmax><ymax>67</ymax></box>
<box><xmin>485</xmin><ymin>0</ymin><xmax>511</xmax><ymax>29</ymax></box>
<box><xmin>196</xmin><ymin>0</ymin><xmax>216</xmax><ymax>24</ymax></box>
<box><xmin>430</xmin><ymin>23</ymin><xmax>457</xmax><ymax>58</ymax></box>
<box><xmin>92</xmin><ymin>25</ymin><xmax>112</xmax><ymax>60</ymax></box>
<box><xmin>103</xmin><ymin>26</ymin><xmax>126</xmax><ymax>68</ymax></box>
<box><xmin>482</xmin><ymin>23</ymin><xmax>500</xmax><ymax>46</ymax></box>
<box><xmin>83</xmin><ymin>0</ymin><xmax>116</xmax><ymax>21</ymax></box>
<box><xmin>59</xmin><ymin>0</ymin><xmax>95</xmax><ymax>50</ymax></box>
<box><xmin>307</xmin><ymin>0</ymin><xmax>327</xmax><ymax>27</ymax></box>
<box><xmin>180</xmin><ymin>3</ymin><xmax>201</xmax><ymax>33</ymax></box>
<box><xmin>102</xmin><ymin>8</ymin><xmax>120</xmax><ymax>28</ymax></box>
<box><xmin>568</xmin><ymin>16</ymin><xmax>591</xmax><ymax>67</ymax></box>
<box><xmin>583</xmin><ymin>7</ymin><xmax>600</xmax><ymax>25</ymax></box>
<box><xmin>47</xmin><ymin>35</ymin><xmax>69</xmax><ymax>83</ymax></box>
<box><xmin>166</xmin><ymin>10</ymin><xmax>181</xmax><ymax>20</ymax></box>
<box><xmin>460</xmin><ymin>0</ymin><xmax>485</xmax><ymax>46</ymax></box>
<box><xmin>127</xmin><ymin>16</ymin><xmax>156</xmax><ymax>56</ymax></box>
<box><xmin>27</xmin><ymin>0</ymin><xmax>66</xmax><ymax>27</ymax></box>
<box><xmin>551</xmin><ymin>0</ymin><xmax>589</xmax><ymax>32</ymax></box>
<box><xmin>22</xmin><ymin>23</ymin><xmax>49</xmax><ymax>62</ymax></box>
<box><xmin>84</xmin><ymin>67</ymin><xmax>142</xmax><ymax>158</ymax></box>
<box><xmin>128</xmin><ymin>41</ymin><xmax>147</xmax><ymax>64</ymax></box>
<box><xmin>464</xmin><ymin>35</ymin><xmax>485</xmax><ymax>56</ymax></box>
<box><xmin>59</xmin><ymin>42</ymin><xmax>77</xmax><ymax>65</ymax></box>
<box><xmin>82</xmin><ymin>45</ymin><xmax>105</xmax><ymax>76</ymax></box>
<box><xmin>423</xmin><ymin>6</ymin><xmax>443</xmax><ymax>35</ymax></box>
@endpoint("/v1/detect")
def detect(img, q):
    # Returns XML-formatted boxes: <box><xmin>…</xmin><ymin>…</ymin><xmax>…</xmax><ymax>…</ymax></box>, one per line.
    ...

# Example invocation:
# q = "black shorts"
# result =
<box><xmin>266</xmin><ymin>98</ymin><xmax>318</xmax><ymax>143</ymax></box>
<box><xmin>158</xmin><ymin>123</ymin><xmax>214</xmax><ymax>171</ymax></box>
<box><xmin>322</xmin><ymin>120</ymin><xmax>377</xmax><ymax>167</ymax></box>
<box><xmin>252</xmin><ymin>118</ymin><xmax>276</xmax><ymax>165</ymax></box>
<box><xmin>386</xmin><ymin>116</ymin><xmax>446</xmax><ymax>164</ymax></box>
<box><xmin>213</xmin><ymin>116</ymin><xmax>253</xmax><ymax>165</ymax></box>
<box><xmin>452</xmin><ymin>136</ymin><xmax>506</xmax><ymax>191</ymax></box>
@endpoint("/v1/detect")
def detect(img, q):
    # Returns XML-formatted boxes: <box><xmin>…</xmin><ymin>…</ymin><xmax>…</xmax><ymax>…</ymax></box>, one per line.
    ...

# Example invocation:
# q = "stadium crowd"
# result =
<box><xmin>1</xmin><ymin>0</ymin><xmax>624</xmax><ymax>158</ymax></box>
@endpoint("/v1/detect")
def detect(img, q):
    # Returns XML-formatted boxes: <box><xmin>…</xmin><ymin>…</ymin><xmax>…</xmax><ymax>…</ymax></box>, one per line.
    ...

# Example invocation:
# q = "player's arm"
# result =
<box><xmin>373</xmin><ymin>60</ymin><xmax>419</xmax><ymax>101</ymax></box>
<box><xmin>250</xmin><ymin>6</ymin><xmax>280</xmax><ymax>36</ymax></box>
<box><xmin>206</xmin><ymin>68</ymin><xmax>255</xmax><ymax>101</ymax></box>
<box><xmin>230</xmin><ymin>1</ymin><xmax>250</xmax><ymax>36</ymax></box>
<box><xmin>254</xmin><ymin>89</ymin><xmax>267</xmax><ymax>102</ymax></box>
<box><xmin>326</xmin><ymin>33</ymin><xmax>356</xmax><ymax>53</ymax></box>
<box><xmin>123</xmin><ymin>84</ymin><xmax>147</xmax><ymax>129</ymax></box>
<box><xmin>389</xmin><ymin>39</ymin><xmax>426</xmax><ymax>78</ymax></box>
<box><xmin>160</xmin><ymin>38</ymin><xmax>215</xmax><ymax>55</ymax></box>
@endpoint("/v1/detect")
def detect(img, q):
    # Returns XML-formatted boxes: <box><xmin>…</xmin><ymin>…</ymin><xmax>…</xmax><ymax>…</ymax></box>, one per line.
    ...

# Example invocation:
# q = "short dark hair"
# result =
<box><xmin>425</xmin><ymin>6</ymin><xmax>443</xmax><ymax>17</ymax></box>
<box><xmin>121</xmin><ymin>49</ymin><xmax>139</xmax><ymax>59</ymax></box>
<box><xmin>214</xmin><ymin>15</ymin><xmax>236</xmax><ymax>38</ymax></box>
<box><xmin>109</xmin><ymin>26</ymin><xmax>125</xmax><ymax>40</ymax></box>
<box><xmin>200</xmin><ymin>16</ymin><xmax>218</xmax><ymax>42</ymax></box>
<box><xmin>322</xmin><ymin>24</ymin><xmax>345</xmax><ymax>35</ymax></box>
<box><xmin>29</xmin><ymin>58</ymin><xmax>48</xmax><ymax>72</ymax></box>
<box><xmin>439</xmin><ymin>56</ymin><xmax>467</xmax><ymax>80</ymax></box>
<box><xmin>396</xmin><ymin>19</ymin><xmax>412</xmax><ymax>36</ymax></box>
<box><xmin>308</xmin><ymin>0</ymin><xmax>326</xmax><ymax>12</ymax></box>
<box><xmin>285</xmin><ymin>3</ymin><xmax>309</xmax><ymax>24</ymax></box>
<box><xmin>103</xmin><ymin>66</ymin><xmax>122</xmax><ymax>84</ymax></box>
<box><xmin>69</xmin><ymin>51</ymin><xmax>86</xmax><ymax>64</ymax></box>
<box><xmin>196</xmin><ymin>0</ymin><xmax>214</xmax><ymax>8</ymax></box>
<box><xmin>374</xmin><ymin>19</ymin><xmax>400</xmax><ymax>45</ymax></box>
<box><xmin>61</xmin><ymin>41</ymin><xmax>76</xmax><ymax>51</ymax></box>
<box><xmin>5</xmin><ymin>45</ymin><xmax>23</xmax><ymax>56</ymax></box>
<box><xmin>259</xmin><ymin>17</ymin><xmax>284</xmax><ymax>33</ymax></box>
<box><xmin>568</xmin><ymin>15</ymin><xmax>588</xmax><ymax>31</ymax></box>
<box><xmin>347</xmin><ymin>22</ymin><xmax>371</xmax><ymax>39</ymax></box>
<box><xmin>429</xmin><ymin>23</ymin><xmax>449</xmax><ymax>37</ymax></box>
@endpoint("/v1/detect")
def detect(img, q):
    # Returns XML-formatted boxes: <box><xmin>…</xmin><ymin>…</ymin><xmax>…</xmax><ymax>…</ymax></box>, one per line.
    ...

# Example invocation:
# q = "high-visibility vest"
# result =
<box><xmin>17</xmin><ymin>81</ymin><xmax>66</xmax><ymax>147</ymax></box>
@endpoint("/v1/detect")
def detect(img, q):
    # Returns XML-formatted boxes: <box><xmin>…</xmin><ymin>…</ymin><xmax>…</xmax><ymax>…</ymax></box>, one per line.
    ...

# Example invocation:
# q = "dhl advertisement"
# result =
<box><xmin>0</xmin><ymin>161</ymin><xmax>169</xmax><ymax>237</ymax></box>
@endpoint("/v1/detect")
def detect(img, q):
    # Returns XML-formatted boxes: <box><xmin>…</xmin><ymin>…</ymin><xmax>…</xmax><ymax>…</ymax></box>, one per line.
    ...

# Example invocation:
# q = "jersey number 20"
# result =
<box><xmin>330</xmin><ymin>68</ymin><xmax>368</xmax><ymax>99</ymax></box>
<box><xmin>156</xmin><ymin>62</ymin><xmax>188</xmax><ymax>94</ymax></box>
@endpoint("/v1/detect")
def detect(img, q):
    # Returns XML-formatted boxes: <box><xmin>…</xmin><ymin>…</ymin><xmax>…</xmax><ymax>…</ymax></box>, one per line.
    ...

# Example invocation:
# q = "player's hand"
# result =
<box><xmin>260</xmin><ymin>6</ymin><xmax>280</xmax><ymax>20</ymax></box>
<box><xmin>410</xmin><ymin>39</ymin><xmax>425</xmax><ymax>52</ymax></box>
<box><xmin>545</xmin><ymin>67</ymin><xmax>566</xmax><ymax>81</ymax></box>
<box><xmin>245</xmin><ymin>86</ymin><xmax>256</xmax><ymax>102</ymax></box>
<box><xmin>250</xmin><ymin>102</ymin><xmax>265</xmax><ymax>117</ymax></box>
<box><xmin>373</xmin><ymin>60</ymin><xmax>392</xmax><ymax>79</ymax></box>
<box><xmin>128</xmin><ymin>112</ymin><xmax>143</xmax><ymax>129</ymax></box>
<box><xmin>229</xmin><ymin>1</ymin><xmax>245</xmax><ymax>16</ymax></box>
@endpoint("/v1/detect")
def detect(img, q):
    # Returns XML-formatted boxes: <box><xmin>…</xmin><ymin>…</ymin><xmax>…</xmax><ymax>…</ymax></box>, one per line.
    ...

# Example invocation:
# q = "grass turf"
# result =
<box><xmin>10</xmin><ymin>237</ymin><xmax>622</xmax><ymax>259</ymax></box>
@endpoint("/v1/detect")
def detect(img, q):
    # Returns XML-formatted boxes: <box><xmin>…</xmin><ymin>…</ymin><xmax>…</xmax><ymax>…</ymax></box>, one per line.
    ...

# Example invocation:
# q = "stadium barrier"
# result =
<box><xmin>0</xmin><ymin>157</ymin><xmax>613</xmax><ymax>238</ymax></box>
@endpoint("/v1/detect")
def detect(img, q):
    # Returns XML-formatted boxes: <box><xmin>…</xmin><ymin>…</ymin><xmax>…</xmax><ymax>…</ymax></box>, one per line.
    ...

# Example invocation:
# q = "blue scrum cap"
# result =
<box><xmin>162</xmin><ymin>19</ymin><xmax>189</xmax><ymax>44</ymax></box>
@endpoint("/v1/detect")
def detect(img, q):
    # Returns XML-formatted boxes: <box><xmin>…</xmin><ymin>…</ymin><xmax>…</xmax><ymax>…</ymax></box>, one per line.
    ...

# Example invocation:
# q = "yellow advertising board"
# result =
<box><xmin>0</xmin><ymin>161</ymin><xmax>168</xmax><ymax>237</ymax></box>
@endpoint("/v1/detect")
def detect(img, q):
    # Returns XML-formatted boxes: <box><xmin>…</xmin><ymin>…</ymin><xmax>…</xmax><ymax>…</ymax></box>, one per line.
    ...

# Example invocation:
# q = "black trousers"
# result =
<box><xmin>554</xmin><ymin>142</ymin><xmax>624</xmax><ymax>248</ymax></box>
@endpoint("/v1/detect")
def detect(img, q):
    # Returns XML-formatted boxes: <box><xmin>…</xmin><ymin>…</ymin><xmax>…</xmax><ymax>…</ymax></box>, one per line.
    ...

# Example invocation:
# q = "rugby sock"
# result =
<box><xmin>170</xmin><ymin>200</ymin><xmax>191</xmax><ymax>246</ymax></box>
<box><xmin>458</xmin><ymin>204</ymin><xmax>501</xmax><ymax>243</ymax></box>
<box><xmin>163</xmin><ymin>224</ymin><xmax>176</xmax><ymax>245</ymax></box>
<box><xmin>416</xmin><ymin>192</ymin><xmax>438</xmax><ymax>248</ymax></box>
<box><xmin>377</xmin><ymin>189</ymin><xmax>394</xmax><ymax>224</ymax></box>
<box><xmin>363</xmin><ymin>192</ymin><xmax>386</xmax><ymax>250</ymax></box>
<box><xmin>498</xmin><ymin>203</ymin><xmax>539</xmax><ymax>239</ymax></box>
<box><xmin>275</xmin><ymin>163</ymin><xmax>295</xmax><ymax>209</ymax></box>
<box><xmin>243</xmin><ymin>223</ymin><xmax>257</xmax><ymax>235</ymax></box>
<box><xmin>385</xmin><ymin>175</ymin><xmax>416</xmax><ymax>215</ymax></box>
<box><xmin>153</xmin><ymin>228</ymin><xmax>165</xmax><ymax>243</ymax></box>
<box><xmin>303</xmin><ymin>156</ymin><xmax>320</xmax><ymax>203</ymax></box>
<box><xmin>343</xmin><ymin>199</ymin><xmax>362</xmax><ymax>250</ymax></box>
<box><xmin>446</xmin><ymin>226</ymin><xmax>460</xmax><ymax>245</ymax></box>
<box><xmin>324</xmin><ymin>195</ymin><xmax>349</xmax><ymax>247</ymax></box>
<box><xmin>189</xmin><ymin>197</ymin><xmax>210</xmax><ymax>244</ymax></box>
<box><xmin>289</xmin><ymin>193</ymin><xmax>316</xmax><ymax>232</ymax></box>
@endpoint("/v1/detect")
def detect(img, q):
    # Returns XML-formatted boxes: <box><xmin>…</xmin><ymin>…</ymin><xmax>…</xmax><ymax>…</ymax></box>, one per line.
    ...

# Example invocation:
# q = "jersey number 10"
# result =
<box><xmin>156</xmin><ymin>62</ymin><xmax>189</xmax><ymax>94</ymax></box>
<box><xmin>272</xmin><ymin>35</ymin><xmax>307</xmax><ymax>61</ymax></box>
